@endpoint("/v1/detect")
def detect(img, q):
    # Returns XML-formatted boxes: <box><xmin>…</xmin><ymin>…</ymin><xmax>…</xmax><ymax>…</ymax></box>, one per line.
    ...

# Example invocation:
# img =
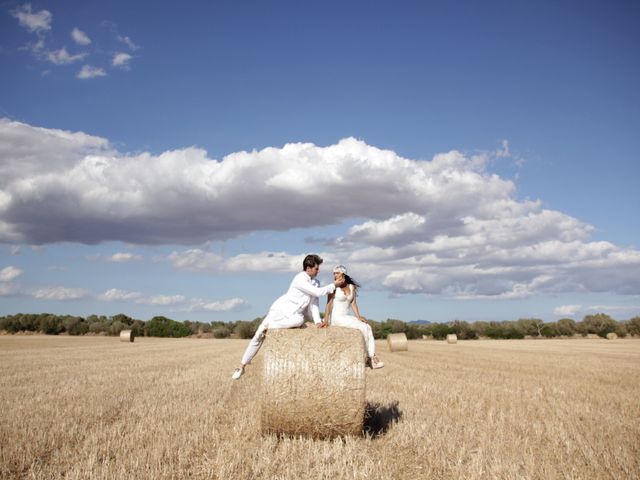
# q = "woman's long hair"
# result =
<box><xmin>342</xmin><ymin>273</ymin><xmax>361</xmax><ymax>291</ymax></box>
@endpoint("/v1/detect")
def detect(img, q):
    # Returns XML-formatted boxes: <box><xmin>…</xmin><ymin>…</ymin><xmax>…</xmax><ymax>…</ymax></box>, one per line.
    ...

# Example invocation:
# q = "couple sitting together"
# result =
<box><xmin>232</xmin><ymin>254</ymin><xmax>384</xmax><ymax>380</ymax></box>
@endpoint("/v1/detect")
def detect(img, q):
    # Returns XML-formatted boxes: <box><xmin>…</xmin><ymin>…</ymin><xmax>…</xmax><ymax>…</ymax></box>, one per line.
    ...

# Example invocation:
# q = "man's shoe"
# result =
<box><xmin>232</xmin><ymin>367</ymin><xmax>244</xmax><ymax>380</ymax></box>
<box><xmin>370</xmin><ymin>356</ymin><xmax>384</xmax><ymax>369</ymax></box>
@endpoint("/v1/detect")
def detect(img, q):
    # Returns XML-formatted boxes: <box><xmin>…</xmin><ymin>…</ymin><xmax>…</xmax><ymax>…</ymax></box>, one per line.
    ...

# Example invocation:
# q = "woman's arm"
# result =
<box><xmin>350</xmin><ymin>287</ymin><xmax>367</xmax><ymax>323</ymax></box>
<box><xmin>322</xmin><ymin>292</ymin><xmax>334</xmax><ymax>327</ymax></box>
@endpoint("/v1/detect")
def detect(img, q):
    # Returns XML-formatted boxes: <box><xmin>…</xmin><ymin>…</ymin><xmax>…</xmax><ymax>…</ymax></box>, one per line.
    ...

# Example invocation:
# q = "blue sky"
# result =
<box><xmin>1</xmin><ymin>0</ymin><xmax>639</xmax><ymax>323</ymax></box>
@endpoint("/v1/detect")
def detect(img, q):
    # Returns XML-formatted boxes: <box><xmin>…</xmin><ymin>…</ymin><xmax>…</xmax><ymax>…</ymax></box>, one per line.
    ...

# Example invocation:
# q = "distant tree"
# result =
<box><xmin>626</xmin><ymin>317</ymin><xmax>640</xmax><ymax>336</ymax></box>
<box><xmin>580</xmin><ymin>313</ymin><xmax>618</xmax><ymax>337</ymax></box>
<box><xmin>145</xmin><ymin>316</ymin><xmax>190</xmax><ymax>338</ymax></box>
<box><xmin>63</xmin><ymin>316</ymin><xmax>89</xmax><ymax>335</ymax></box>
<box><xmin>556</xmin><ymin>318</ymin><xmax>577</xmax><ymax>336</ymax></box>
<box><xmin>451</xmin><ymin>320</ymin><xmax>478</xmax><ymax>340</ymax></box>
<box><xmin>431</xmin><ymin>323</ymin><xmax>454</xmax><ymax>340</ymax></box>
<box><xmin>234</xmin><ymin>317</ymin><xmax>262</xmax><ymax>339</ymax></box>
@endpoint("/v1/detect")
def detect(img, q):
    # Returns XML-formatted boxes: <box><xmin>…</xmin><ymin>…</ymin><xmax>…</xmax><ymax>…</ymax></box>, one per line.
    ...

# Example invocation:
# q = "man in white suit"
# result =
<box><xmin>232</xmin><ymin>254</ymin><xmax>342</xmax><ymax>380</ymax></box>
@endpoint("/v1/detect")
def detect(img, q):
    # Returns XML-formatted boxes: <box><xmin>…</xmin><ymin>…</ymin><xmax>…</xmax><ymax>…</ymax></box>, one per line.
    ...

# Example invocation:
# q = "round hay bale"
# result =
<box><xmin>387</xmin><ymin>332</ymin><xmax>408</xmax><ymax>352</ymax></box>
<box><xmin>586</xmin><ymin>334</ymin><xmax>599</xmax><ymax>339</ymax></box>
<box><xmin>261</xmin><ymin>326</ymin><xmax>366</xmax><ymax>439</ymax></box>
<box><xmin>446</xmin><ymin>333</ymin><xmax>458</xmax><ymax>344</ymax></box>
<box><xmin>606</xmin><ymin>332</ymin><xmax>618</xmax><ymax>340</ymax></box>
<box><xmin>119</xmin><ymin>329</ymin><xmax>135</xmax><ymax>342</ymax></box>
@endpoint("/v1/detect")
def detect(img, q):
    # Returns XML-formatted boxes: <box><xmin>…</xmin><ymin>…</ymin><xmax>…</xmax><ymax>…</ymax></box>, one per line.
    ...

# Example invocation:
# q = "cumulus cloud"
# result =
<box><xmin>47</xmin><ymin>47</ymin><xmax>87</xmax><ymax>65</ymax></box>
<box><xmin>100</xmin><ymin>288</ymin><xmax>143</xmax><ymax>302</ymax></box>
<box><xmin>112</xmin><ymin>52</ymin><xmax>132</xmax><ymax>68</ymax></box>
<box><xmin>165</xmin><ymin>249</ymin><xmax>328</xmax><ymax>274</ymax></box>
<box><xmin>77</xmin><ymin>65</ymin><xmax>106</xmax><ymax>79</ymax></box>
<box><xmin>88</xmin><ymin>252</ymin><xmax>143</xmax><ymax>262</ymax></box>
<box><xmin>99</xmin><ymin>287</ymin><xmax>245</xmax><ymax>312</ymax></box>
<box><xmin>1</xmin><ymin>119</ymin><xmax>639</xmax><ymax>299</ymax></box>
<box><xmin>117</xmin><ymin>35</ymin><xmax>139</xmax><ymax>51</ymax></box>
<box><xmin>11</xmin><ymin>4</ymin><xmax>52</xmax><ymax>33</ymax></box>
<box><xmin>188</xmin><ymin>297</ymin><xmax>249</xmax><ymax>312</ymax></box>
<box><xmin>71</xmin><ymin>28</ymin><xmax>91</xmax><ymax>45</ymax></box>
<box><xmin>31</xmin><ymin>286</ymin><xmax>88</xmax><ymax>300</ymax></box>
<box><xmin>553</xmin><ymin>304</ymin><xmax>582</xmax><ymax>316</ymax></box>
<box><xmin>0</xmin><ymin>266</ymin><xmax>22</xmax><ymax>282</ymax></box>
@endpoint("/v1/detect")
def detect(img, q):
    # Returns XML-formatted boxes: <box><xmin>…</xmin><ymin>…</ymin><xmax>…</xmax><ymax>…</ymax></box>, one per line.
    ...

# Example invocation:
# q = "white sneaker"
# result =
<box><xmin>231</xmin><ymin>367</ymin><xmax>244</xmax><ymax>380</ymax></box>
<box><xmin>370</xmin><ymin>356</ymin><xmax>384</xmax><ymax>369</ymax></box>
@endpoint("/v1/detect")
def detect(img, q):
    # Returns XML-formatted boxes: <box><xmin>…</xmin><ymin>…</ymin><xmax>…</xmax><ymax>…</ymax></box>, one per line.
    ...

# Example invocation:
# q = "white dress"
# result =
<box><xmin>330</xmin><ymin>284</ymin><xmax>376</xmax><ymax>357</ymax></box>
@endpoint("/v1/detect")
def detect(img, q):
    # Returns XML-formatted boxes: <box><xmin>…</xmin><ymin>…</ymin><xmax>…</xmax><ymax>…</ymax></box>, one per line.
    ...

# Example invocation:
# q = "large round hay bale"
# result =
<box><xmin>606</xmin><ymin>332</ymin><xmax>618</xmax><ymax>340</ymax></box>
<box><xmin>261</xmin><ymin>326</ymin><xmax>366</xmax><ymax>439</ymax></box>
<box><xmin>387</xmin><ymin>332</ymin><xmax>408</xmax><ymax>352</ymax></box>
<box><xmin>119</xmin><ymin>329</ymin><xmax>134</xmax><ymax>342</ymax></box>
<box><xmin>446</xmin><ymin>333</ymin><xmax>458</xmax><ymax>344</ymax></box>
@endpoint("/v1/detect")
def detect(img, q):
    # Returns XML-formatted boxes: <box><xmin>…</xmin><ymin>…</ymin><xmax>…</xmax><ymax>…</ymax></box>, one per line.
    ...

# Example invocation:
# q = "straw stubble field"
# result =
<box><xmin>1</xmin><ymin>335</ymin><xmax>638</xmax><ymax>479</ymax></box>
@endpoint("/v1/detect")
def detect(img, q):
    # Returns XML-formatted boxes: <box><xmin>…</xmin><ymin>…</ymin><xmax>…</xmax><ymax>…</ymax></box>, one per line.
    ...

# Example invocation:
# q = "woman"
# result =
<box><xmin>324</xmin><ymin>265</ymin><xmax>384</xmax><ymax>369</ymax></box>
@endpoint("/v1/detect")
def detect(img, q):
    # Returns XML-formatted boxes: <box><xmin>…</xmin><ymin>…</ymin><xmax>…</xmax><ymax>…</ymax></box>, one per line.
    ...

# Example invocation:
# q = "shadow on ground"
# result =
<box><xmin>363</xmin><ymin>401</ymin><xmax>403</xmax><ymax>437</ymax></box>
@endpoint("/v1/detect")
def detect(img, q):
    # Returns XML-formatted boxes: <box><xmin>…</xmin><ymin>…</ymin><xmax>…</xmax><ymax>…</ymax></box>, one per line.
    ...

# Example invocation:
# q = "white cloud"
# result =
<box><xmin>31</xmin><ymin>286</ymin><xmax>88</xmax><ymax>300</ymax></box>
<box><xmin>71</xmin><ymin>28</ymin><xmax>91</xmax><ymax>45</ymax></box>
<box><xmin>99</xmin><ymin>287</ymin><xmax>246</xmax><ymax>312</ymax></box>
<box><xmin>100</xmin><ymin>288</ymin><xmax>144</xmax><ymax>302</ymax></box>
<box><xmin>117</xmin><ymin>35</ymin><xmax>139</xmax><ymax>51</ymax></box>
<box><xmin>165</xmin><ymin>249</ymin><xmax>311</xmax><ymax>273</ymax></box>
<box><xmin>11</xmin><ymin>4</ymin><xmax>52</xmax><ymax>33</ymax></box>
<box><xmin>1</xmin><ymin>120</ymin><xmax>639</xmax><ymax>299</ymax></box>
<box><xmin>112</xmin><ymin>52</ymin><xmax>132</xmax><ymax>68</ymax></box>
<box><xmin>88</xmin><ymin>252</ymin><xmax>143</xmax><ymax>263</ymax></box>
<box><xmin>0</xmin><ymin>266</ymin><xmax>22</xmax><ymax>282</ymax></box>
<box><xmin>77</xmin><ymin>65</ymin><xmax>106</xmax><ymax>79</ymax></box>
<box><xmin>110</xmin><ymin>252</ymin><xmax>142</xmax><ymax>262</ymax></box>
<box><xmin>188</xmin><ymin>297</ymin><xmax>249</xmax><ymax>312</ymax></box>
<box><xmin>0</xmin><ymin>282</ymin><xmax>21</xmax><ymax>296</ymax></box>
<box><xmin>147</xmin><ymin>294</ymin><xmax>186</xmax><ymax>306</ymax></box>
<box><xmin>553</xmin><ymin>304</ymin><xmax>582</xmax><ymax>316</ymax></box>
<box><xmin>47</xmin><ymin>47</ymin><xmax>87</xmax><ymax>65</ymax></box>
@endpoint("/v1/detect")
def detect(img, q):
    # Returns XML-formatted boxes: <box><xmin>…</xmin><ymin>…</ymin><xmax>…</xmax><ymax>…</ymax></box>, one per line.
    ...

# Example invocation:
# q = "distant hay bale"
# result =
<box><xmin>606</xmin><ymin>332</ymin><xmax>618</xmax><ymax>340</ymax></box>
<box><xmin>119</xmin><ymin>330</ymin><xmax>134</xmax><ymax>342</ymax></box>
<box><xmin>261</xmin><ymin>327</ymin><xmax>366</xmax><ymax>439</ymax></box>
<box><xmin>446</xmin><ymin>334</ymin><xmax>458</xmax><ymax>344</ymax></box>
<box><xmin>422</xmin><ymin>334</ymin><xmax>433</xmax><ymax>340</ymax></box>
<box><xmin>387</xmin><ymin>332</ymin><xmax>408</xmax><ymax>352</ymax></box>
<box><xmin>586</xmin><ymin>334</ymin><xmax>599</xmax><ymax>339</ymax></box>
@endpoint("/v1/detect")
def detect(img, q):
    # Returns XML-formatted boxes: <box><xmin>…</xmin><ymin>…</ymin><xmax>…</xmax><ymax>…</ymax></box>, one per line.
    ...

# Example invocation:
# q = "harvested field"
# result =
<box><xmin>0</xmin><ymin>335</ymin><xmax>639</xmax><ymax>479</ymax></box>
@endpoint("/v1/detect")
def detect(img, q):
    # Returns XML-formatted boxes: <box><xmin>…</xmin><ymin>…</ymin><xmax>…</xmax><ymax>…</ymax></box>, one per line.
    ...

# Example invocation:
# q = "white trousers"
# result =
<box><xmin>331</xmin><ymin>315</ymin><xmax>376</xmax><ymax>358</ymax></box>
<box><xmin>240</xmin><ymin>311</ymin><xmax>305</xmax><ymax>366</ymax></box>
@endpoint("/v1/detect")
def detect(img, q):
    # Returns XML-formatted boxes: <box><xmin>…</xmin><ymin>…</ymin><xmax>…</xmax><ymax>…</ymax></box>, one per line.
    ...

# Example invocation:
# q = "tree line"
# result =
<box><xmin>1</xmin><ymin>312</ymin><xmax>639</xmax><ymax>340</ymax></box>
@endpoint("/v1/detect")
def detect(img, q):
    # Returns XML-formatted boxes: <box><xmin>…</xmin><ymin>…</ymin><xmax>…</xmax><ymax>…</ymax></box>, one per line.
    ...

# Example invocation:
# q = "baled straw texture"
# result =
<box><xmin>261</xmin><ymin>326</ymin><xmax>366</xmax><ymax>439</ymax></box>
<box><xmin>606</xmin><ymin>332</ymin><xmax>618</xmax><ymax>340</ymax></box>
<box><xmin>387</xmin><ymin>332</ymin><xmax>408</xmax><ymax>352</ymax></box>
<box><xmin>119</xmin><ymin>330</ymin><xmax>134</xmax><ymax>342</ymax></box>
<box><xmin>447</xmin><ymin>333</ymin><xmax>458</xmax><ymax>344</ymax></box>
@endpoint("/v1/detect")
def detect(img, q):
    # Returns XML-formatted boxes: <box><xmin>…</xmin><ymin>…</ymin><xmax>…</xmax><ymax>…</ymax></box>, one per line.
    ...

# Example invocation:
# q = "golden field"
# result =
<box><xmin>1</xmin><ymin>335</ymin><xmax>638</xmax><ymax>480</ymax></box>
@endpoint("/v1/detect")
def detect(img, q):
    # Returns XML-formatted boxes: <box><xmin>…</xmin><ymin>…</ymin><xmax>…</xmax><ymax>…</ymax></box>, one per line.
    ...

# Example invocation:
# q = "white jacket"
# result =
<box><xmin>267</xmin><ymin>271</ymin><xmax>335</xmax><ymax>324</ymax></box>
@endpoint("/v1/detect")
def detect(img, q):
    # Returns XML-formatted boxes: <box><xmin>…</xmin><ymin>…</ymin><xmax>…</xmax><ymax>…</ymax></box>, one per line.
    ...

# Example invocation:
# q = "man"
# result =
<box><xmin>231</xmin><ymin>254</ymin><xmax>342</xmax><ymax>380</ymax></box>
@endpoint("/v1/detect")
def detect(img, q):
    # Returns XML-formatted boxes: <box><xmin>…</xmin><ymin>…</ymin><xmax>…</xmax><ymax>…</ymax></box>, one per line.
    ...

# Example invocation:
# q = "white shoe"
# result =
<box><xmin>232</xmin><ymin>367</ymin><xmax>244</xmax><ymax>380</ymax></box>
<box><xmin>370</xmin><ymin>356</ymin><xmax>384</xmax><ymax>369</ymax></box>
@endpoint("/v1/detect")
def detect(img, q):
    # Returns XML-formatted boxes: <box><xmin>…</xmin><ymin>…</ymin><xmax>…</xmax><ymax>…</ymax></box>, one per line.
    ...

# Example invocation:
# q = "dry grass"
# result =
<box><xmin>1</xmin><ymin>335</ymin><xmax>639</xmax><ymax>479</ymax></box>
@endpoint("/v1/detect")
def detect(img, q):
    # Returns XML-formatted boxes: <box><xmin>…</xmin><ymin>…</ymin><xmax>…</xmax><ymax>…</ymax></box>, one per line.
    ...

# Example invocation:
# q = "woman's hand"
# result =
<box><xmin>318</xmin><ymin>319</ymin><xmax>329</xmax><ymax>328</ymax></box>
<box><xmin>358</xmin><ymin>316</ymin><xmax>368</xmax><ymax>324</ymax></box>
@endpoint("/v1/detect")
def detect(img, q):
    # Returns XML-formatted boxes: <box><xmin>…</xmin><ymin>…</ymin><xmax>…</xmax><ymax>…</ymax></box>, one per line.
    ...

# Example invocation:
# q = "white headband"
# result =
<box><xmin>333</xmin><ymin>264</ymin><xmax>347</xmax><ymax>274</ymax></box>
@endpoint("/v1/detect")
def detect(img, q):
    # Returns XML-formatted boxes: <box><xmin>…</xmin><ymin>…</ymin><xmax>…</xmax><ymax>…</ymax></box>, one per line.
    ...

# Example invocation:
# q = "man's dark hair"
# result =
<box><xmin>303</xmin><ymin>254</ymin><xmax>323</xmax><ymax>270</ymax></box>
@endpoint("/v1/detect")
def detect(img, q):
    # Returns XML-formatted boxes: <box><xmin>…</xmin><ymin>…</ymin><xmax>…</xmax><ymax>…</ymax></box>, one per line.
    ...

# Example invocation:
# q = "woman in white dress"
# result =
<box><xmin>324</xmin><ymin>265</ymin><xmax>384</xmax><ymax>369</ymax></box>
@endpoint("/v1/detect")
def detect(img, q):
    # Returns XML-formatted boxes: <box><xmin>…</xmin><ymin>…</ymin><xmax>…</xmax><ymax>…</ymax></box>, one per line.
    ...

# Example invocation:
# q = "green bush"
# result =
<box><xmin>212</xmin><ymin>326</ymin><xmax>231</xmax><ymax>338</ymax></box>
<box><xmin>145</xmin><ymin>316</ymin><xmax>191</xmax><ymax>338</ymax></box>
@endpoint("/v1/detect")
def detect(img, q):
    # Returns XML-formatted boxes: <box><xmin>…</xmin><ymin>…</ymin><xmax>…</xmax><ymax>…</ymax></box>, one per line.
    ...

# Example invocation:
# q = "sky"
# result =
<box><xmin>1</xmin><ymin>0</ymin><xmax>639</xmax><ymax>324</ymax></box>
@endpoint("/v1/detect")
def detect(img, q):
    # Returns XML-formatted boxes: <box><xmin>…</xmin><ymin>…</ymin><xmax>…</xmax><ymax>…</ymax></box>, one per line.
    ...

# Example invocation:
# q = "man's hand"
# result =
<box><xmin>317</xmin><ymin>319</ymin><xmax>329</xmax><ymax>328</ymax></box>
